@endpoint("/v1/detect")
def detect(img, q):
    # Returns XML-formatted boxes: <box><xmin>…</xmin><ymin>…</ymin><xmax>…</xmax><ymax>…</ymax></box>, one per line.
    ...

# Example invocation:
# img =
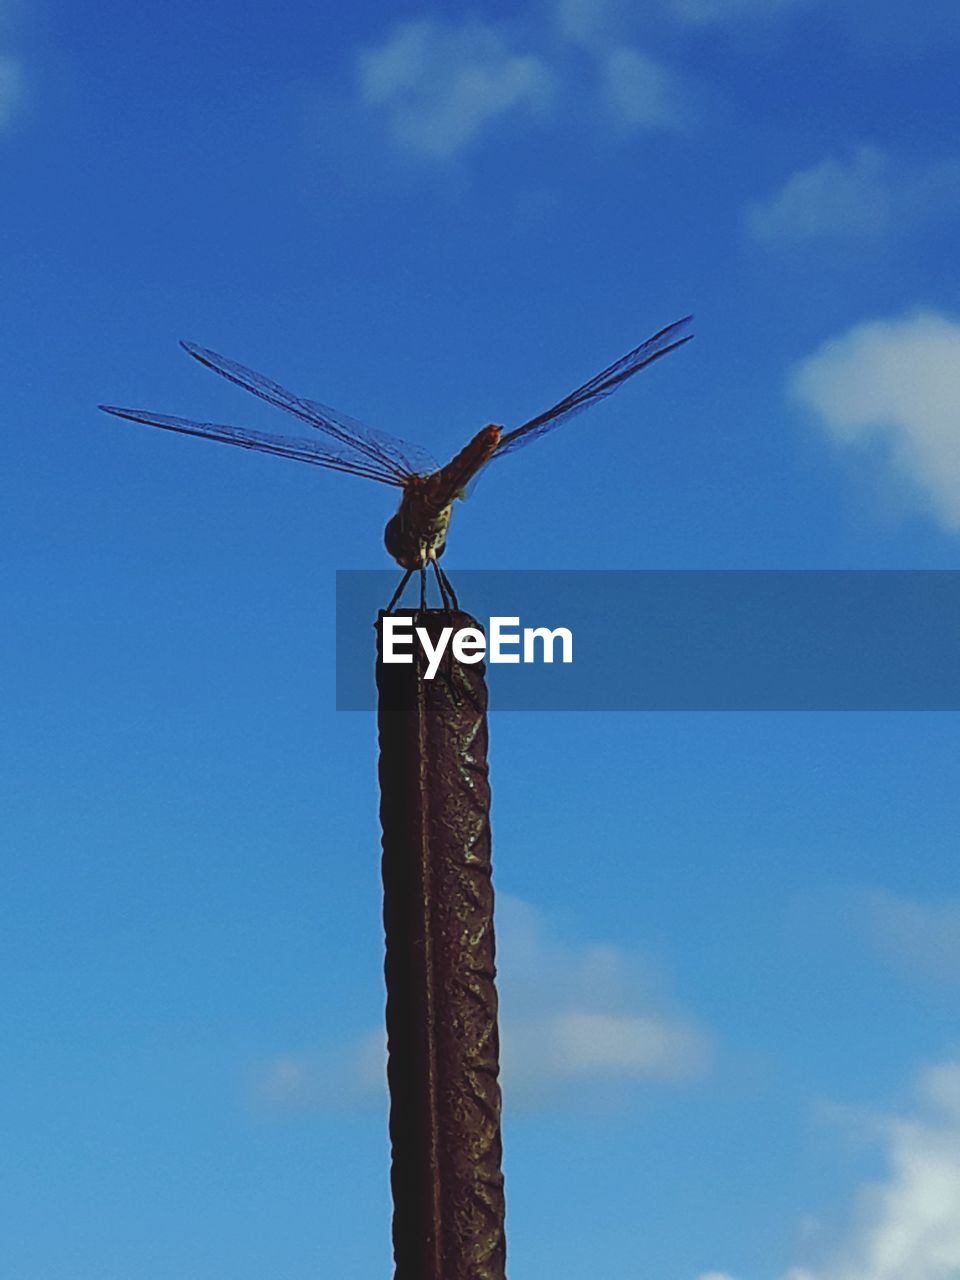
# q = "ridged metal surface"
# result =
<box><xmin>377</xmin><ymin>610</ymin><xmax>506</xmax><ymax>1280</ymax></box>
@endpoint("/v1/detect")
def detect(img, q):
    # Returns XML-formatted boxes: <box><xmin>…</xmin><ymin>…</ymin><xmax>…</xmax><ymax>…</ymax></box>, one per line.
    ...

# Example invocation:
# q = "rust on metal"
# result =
<box><xmin>376</xmin><ymin>609</ymin><xmax>506</xmax><ymax>1280</ymax></box>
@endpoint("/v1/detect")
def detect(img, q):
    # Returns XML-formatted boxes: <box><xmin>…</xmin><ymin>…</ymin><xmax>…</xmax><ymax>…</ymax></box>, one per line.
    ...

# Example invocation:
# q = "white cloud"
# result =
<box><xmin>791</xmin><ymin>309</ymin><xmax>960</xmax><ymax>531</ymax></box>
<box><xmin>503</xmin><ymin>1005</ymin><xmax>707</xmax><ymax>1093</ymax></box>
<box><xmin>698</xmin><ymin>1064</ymin><xmax>960</xmax><ymax>1280</ymax></box>
<box><xmin>864</xmin><ymin>889</ymin><xmax>960</xmax><ymax>982</ymax></box>
<box><xmin>356</xmin><ymin>18</ymin><xmax>555</xmax><ymax>160</ymax></box>
<box><xmin>496</xmin><ymin>895</ymin><xmax>711</xmax><ymax>1103</ymax></box>
<box><xmin>746</xmin><ymin>146</ymin><xmax>960</xmax><ymax>245</ymax></box>
<box><xmin>257</xmin><ymin>895</ymin><xmax>710</xmax><ymax>1114</ymax></box>
<box><xmin>0</xmin><ymin>54</ymin><xmax>21</xmax><ymax>129</ymax></box>
<box><xmin>781</xmin><ymin>1062</ymin><xmax>960</xmax><ymax>1280</ymax></box>
<box><xmin>601</xmin><ymin>46</ymin><xmax>692</xmax><ymax>133</ymax></box>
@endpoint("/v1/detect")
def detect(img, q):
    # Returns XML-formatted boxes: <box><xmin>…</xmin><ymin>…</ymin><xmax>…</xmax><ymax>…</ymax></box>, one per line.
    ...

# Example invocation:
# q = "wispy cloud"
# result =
<box><xmin>552</xmin><ymin>0</ymin><xmax>695</xmax><ymax>133</ymax></box>
<box><xmin>601</xmin><ymin>46</ymin><xmax>692</xmax><ymax>134</ymax></box>
<box><xmin>560</xmin><ymin>0</ymin><xmax>806</xmax><ymax>35</ymax></box>
<box><xmin>255</xmin><ymin>1030</ymin><xmax>386</xmax><ymax>1113</ymax></box>
<box><xmin>355</xmin><ymin>18</ymin><xmax>555</xmax><ymax>160</ymax></box>
<box><xmin>667</xmin><ymin>0</ymin><xmax>960</xmax><ymax>34</ymax></box>
<box><xmin>496</xmin><ymin>895</ymin><xmax>711</xmax><ymax>1103</ymax></box>
<box><xmin>747</xmin><ymin>146</ymin><xmax>960</xmax><ymax>246</ymax></box>
<box><xmin>791</xmin><ymin>309</ymin><xmax>960</xmax><ymax>531</ymax></box>
<box><xmin>700</xmin><ymin>1061</ymin><xmax>960</xmax><ymax>1280</ymax></box>
<box><xmin>669</xmin><ymin>0</ymin><xmax>806</xmax><ymax>22</ymax></box>
<box><xmin>863</xmin><ymin>888</ymin><xmax>960</xmax><ymax>983</ymax></box>
<box><xmin>256</xmin><ymin>895</ymin><xmax>711</xmax><ymax>1114</ymax></box>
<box><xmin>555</xmin><ymin>0</ymin><xmax>622</xmax><ymax>47</ymax></box>
<box><xmin>353</xmin><ymin>10</ymin><xmax>694</xmax><ymax>159</ymax></box>
<box><xmin>0</xmin><ymin>54</ymin><xmax>21</xmax><ymax>129</ymax></box>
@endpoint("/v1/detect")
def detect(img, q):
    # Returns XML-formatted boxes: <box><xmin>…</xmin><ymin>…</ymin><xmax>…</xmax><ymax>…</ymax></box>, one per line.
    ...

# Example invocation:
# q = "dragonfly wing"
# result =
<box><xmin>493</xmin><ymin>316</ymin><xmax>694</xmax><ymax>458</ymax></box>
<box><xmin>180</xmin><ymin>341</ymin><xmax>439</xmax><ymax>480</ymax></box>
<box><xmin>97</xmin><ymin>406</ymin><xmax>406</xmax><ymax>486</ymax></box>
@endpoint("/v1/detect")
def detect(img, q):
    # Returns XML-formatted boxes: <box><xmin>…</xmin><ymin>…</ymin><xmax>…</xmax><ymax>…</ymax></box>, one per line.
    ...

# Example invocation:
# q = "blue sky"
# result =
<box><xmin>2</xmin><ymin>0</ymin><xmax>960</xmax><ymax>1276</ymax></box>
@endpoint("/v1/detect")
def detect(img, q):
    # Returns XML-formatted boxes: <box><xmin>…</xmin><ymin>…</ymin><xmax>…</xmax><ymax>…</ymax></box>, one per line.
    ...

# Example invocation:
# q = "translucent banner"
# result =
<box><xmin>336</xmin><ymin>570</ymin><xmax>960</xmax><ymax>712</ymax></box>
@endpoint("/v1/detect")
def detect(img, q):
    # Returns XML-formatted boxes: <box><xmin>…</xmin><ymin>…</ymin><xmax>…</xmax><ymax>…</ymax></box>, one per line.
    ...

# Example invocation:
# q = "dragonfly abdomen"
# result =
<box><xmin>436</xmin><ymin>425</ymin><xmax>502</xmax><ymax>502</ymax></box>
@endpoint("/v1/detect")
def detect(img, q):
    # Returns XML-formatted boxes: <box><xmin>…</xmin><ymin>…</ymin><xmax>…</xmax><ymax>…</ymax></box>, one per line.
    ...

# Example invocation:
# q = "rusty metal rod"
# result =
<box><xmin>376</xmin><ymin>609</ymin><xmax>506</xmax><ymax>1280</ymax></box>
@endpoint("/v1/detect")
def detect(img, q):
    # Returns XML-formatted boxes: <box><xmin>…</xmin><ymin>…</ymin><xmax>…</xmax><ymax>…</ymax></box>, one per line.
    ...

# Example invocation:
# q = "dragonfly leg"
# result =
<box><xmin>385</xmin><ymin>567</ymin><xmax>414</xmax><ymax>613</ymax></box>
<box><xmin>431</xmin><ymin>559</ymin><xmax>455</xmax><ymax>611</ymax></box>
<box><xmin>431</xmin><ymin>558</ymin><xmax>448</xmax><ymax>610</ymax></box>
<box><xmin>436</xmin><ymin>563</ymin><xmax>460</xmax><ymax>612</ymax></box>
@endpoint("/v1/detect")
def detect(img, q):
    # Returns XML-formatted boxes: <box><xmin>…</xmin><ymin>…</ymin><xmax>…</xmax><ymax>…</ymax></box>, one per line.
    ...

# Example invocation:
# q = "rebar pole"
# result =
<box><xmin>376</xmin><ymin>609</ymin><xmax>506</xmax><ymax>1280</ymax></box>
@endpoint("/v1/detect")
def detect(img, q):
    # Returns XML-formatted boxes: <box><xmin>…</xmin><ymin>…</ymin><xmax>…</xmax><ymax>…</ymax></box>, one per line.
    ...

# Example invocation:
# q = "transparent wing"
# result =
<box><xmin>180</xmin><ymin>341</ymin><xmax>438</xmax><ymax>481</ymax></box>
<box><xmin>97</xmin><ymin>406</ymin><xmax>406</xmax><ymax>486</ymax></box>
<box><xmin>493</xmin><ymin>316</ymin><xmax>694</xmax><ymax>459</ymax></box>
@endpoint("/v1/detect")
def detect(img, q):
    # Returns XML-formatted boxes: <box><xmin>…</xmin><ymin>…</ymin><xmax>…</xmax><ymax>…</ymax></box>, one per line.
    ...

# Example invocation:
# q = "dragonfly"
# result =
<box><xmin>99</xmin><ymin>316</ymin><xmax>693</xmax><ymax>611</ymax></box>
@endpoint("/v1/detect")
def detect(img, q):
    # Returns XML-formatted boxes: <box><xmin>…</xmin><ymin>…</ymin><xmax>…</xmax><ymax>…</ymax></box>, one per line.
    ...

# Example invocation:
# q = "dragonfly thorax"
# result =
<box><xmin>384</xmin><ymin>478</ymin><xmax>454</xmax><ymax>568</ymax></box>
